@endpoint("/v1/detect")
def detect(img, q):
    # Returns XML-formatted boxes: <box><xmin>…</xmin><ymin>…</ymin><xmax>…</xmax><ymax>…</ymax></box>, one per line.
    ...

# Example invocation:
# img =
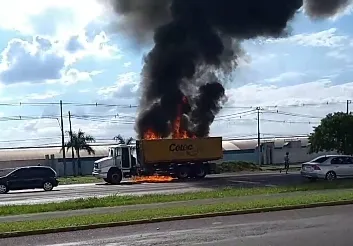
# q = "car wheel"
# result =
<box><xmin>43</xmin><ymin>181</ymin><xmax>54</xmax><ymax>191</ymax></box>
<box><xmin>325</xmin><ymin>171</ymin><xmax>337</xmax><ymax>181</ymax></box>
<box><xmin>0</xmin><ymin>184</ymin><xmax>9</xmax><ymax>194</ymax></box>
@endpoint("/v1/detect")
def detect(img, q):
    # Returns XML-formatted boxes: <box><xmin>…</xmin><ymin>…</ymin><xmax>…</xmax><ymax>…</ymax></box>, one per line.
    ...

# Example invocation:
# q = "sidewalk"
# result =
<box><xmin>261</xmin><ymin>164</ymin><xmax>302</xmax><ymax>171</ymax></box>
<box><xmin>1</xmin><ymin>188</ymin><xmax>352</xmax><ymax>223</ymax></box>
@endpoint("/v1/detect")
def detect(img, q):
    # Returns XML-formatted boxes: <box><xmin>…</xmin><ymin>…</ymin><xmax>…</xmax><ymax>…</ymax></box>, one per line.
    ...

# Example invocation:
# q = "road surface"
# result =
<box><xmin>1</xmin><ymin>204</ymin><xmax>352</xmax><ymax>245</ymax></box>
<box><xmin>0</xmin><ymin>172</ymin><xmax>302</xmax><ymax>206</ymax></box>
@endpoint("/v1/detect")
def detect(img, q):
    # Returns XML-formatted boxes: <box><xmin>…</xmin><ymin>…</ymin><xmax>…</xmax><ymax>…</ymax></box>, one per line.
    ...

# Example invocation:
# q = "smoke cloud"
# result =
<box><xmin>304</xmin><ymin>0</ymin><xmax>353</xmax><ymax>18</ymax></box>
<box><xmin>106</xmin><ymin>0</ymin><xmax>353</xmax><ymax>139</ymax></box>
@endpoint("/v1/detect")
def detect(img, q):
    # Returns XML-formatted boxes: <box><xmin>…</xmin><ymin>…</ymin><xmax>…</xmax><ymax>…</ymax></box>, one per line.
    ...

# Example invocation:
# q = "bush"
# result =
<box><xmin>217</xmin><ymin>161</ymin><xmax>261</xmax><ymax>173</ymax></box>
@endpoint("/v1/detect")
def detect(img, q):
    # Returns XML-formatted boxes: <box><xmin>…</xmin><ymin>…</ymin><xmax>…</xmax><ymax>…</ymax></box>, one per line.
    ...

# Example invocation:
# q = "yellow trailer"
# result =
<box><xmin>138</xmin><ymin>137</ymin><xmax>223</xmax><ymax>164</ymax></box>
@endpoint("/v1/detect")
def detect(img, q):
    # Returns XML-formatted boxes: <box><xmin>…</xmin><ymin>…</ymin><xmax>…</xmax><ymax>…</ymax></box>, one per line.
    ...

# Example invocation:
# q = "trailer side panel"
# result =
<box><xmin>139</xmin><ymin>137</ymin><xmax>223</xmax><ymax>164</ymax></box>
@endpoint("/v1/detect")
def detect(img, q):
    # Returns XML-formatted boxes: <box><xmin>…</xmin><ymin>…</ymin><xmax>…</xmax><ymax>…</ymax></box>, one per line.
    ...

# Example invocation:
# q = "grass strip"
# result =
<box><xmin>1</xmin><ymin>180</ymin><xmax>353</xmax><ymax>216</ymax></box>
<box><xmin>58</xmin><ymin>176</ymin><xmax>99</xmax><ymax>185</ymax></box>
<box><xmin>1</xmin><ymin>190</ymin><xmax>353</xmax><ymax>233</ymax></box>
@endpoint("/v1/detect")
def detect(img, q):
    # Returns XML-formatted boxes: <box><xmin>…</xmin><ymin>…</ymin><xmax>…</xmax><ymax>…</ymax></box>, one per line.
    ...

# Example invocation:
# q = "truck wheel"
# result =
<box><xmin>103</xmin><ymin>178</ymin><xmax>110</xmax><ymax>183</ymax></box>
<box><xmin>108</xmin><ymin>169</ymin><xmax>122</xmax><ymax>185</ymax></box>
<box><xmin>176</xmin><ymin>166</ymin><xmax>190</xmax><ymax>180</ymax></box>
<box><xmin>194</xmin><ymin>166</ymin><xmax>207</xmax><ymax>179</ymax></box>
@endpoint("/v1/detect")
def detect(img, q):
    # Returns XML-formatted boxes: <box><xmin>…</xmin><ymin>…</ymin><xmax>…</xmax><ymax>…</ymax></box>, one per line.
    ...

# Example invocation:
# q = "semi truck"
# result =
<box><xmin>92</xmin><ymin>137</ymin><xmax>223</xmax><ymax>185</ymax></box>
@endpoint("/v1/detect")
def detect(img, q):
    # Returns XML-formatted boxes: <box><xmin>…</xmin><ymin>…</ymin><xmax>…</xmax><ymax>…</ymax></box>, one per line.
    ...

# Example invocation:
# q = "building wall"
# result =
<box><xmin>220</xmin><ymin>149</ymin><xmax>257</xmax><ymax>163</ymax></box>
<box><xmin>272</xmin><ymin>146</ymin><xmax>337</xmax><ymax>165</ymax></box>
<box><xmin>55</xmin><ymin>157</ymin><xmax>101</xmax><ymax>176</ymax></box>
<box><xmin>0</xmin><ymin>159</ymin><xmax>48</xmax><ymax>169</ymax></box>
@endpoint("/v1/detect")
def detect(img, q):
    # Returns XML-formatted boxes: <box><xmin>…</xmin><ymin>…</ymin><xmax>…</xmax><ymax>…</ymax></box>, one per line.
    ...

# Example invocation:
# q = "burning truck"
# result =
<box><xmin>92</xmin><ymin>93</ymin><xmax>224</xmax><ymax>185</ymax></box>
<box><xmin>92</xmin><ymin>136</ymin><xmax>223</xmax><ymax>185</ymax></box>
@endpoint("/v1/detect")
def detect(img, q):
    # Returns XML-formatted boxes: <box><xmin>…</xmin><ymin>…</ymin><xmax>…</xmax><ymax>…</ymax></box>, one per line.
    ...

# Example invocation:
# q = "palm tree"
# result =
<box><xmin>114</xmin><ymin>134</ymin><xmax>134</xmax><ymax>145</ymax></box>
<box><xmin>62</xmin><ymin>129</ymin><xmax>96</xmax><ymax>176</ymax></box>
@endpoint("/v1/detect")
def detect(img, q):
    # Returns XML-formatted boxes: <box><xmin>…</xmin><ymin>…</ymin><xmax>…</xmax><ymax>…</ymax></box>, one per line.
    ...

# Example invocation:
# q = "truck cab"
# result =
<box><xmin>92</xmin><ymin>144</ymin><xmax>137</xmax><ymax>184</ymax></box>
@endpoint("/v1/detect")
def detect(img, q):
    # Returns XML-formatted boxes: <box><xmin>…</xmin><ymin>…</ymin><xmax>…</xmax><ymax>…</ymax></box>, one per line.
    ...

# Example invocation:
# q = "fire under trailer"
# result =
<box><xmin>92</xmin><ymin>137</ymin><xmax>223</xmax><ymax>185</ymax></box>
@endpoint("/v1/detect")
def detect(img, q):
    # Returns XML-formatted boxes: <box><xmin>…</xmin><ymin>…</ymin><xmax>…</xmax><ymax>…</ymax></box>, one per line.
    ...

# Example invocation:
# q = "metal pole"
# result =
<box><xmin>68</xmin><ymin>111</ymin><xmax>76</xmax><ymax>176</ymax></box>
<box><xmin>257</xmin><ymin>107</ymin><xmax>261</xmax><ymax>166</ymax></box>
<box><xmin>60</xmin><ymin>100</ymin><xmax>66</xmax><ymax>176</ymax></box>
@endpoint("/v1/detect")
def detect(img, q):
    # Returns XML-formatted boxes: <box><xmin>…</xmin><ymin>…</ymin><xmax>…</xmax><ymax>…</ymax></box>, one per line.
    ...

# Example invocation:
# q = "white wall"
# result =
<box><xmin>272</xmin><ymin>147</ymin><xmax>337</xmax><ymax>164</ymax></box>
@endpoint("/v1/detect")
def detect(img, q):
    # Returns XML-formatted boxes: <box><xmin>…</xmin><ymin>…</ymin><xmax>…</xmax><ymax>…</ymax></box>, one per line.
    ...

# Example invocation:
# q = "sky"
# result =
<box><xmin>0</xmin><ymin>1</ymin><xmax>353</xmax><ymax>148</ymax></box>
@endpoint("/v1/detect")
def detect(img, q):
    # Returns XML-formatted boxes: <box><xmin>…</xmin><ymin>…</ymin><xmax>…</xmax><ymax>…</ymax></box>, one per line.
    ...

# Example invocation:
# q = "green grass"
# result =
<box><xmin>1</xmin><ymin>190</ymin><xmax>353</xmax><ymax>234</ymax></box>
<box><xmin>2</xmin><ymin>180</ymin><xmax>353</xmax><ymax>216</ymax></box>
<box><xmin>58</xmin><ymin>176</ymin><xmax>99</xmax><ymax>185</ymax></box>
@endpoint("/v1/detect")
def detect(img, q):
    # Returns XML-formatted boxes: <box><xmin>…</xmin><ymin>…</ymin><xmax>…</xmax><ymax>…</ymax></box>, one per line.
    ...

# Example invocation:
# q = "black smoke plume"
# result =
<box><xmin>190</xmin><ymin>82</ymin><xmax>226</xmax><ymax>137</ymax></box>
<box><xmin>106</xmin><ymin>0</ymin><xmax>353</xmax><ymax>139</ymax></box>
<box><xmin>304</xmin><ymin>0</ymin><xmax>353</xmax><ymax>18</ymax></box>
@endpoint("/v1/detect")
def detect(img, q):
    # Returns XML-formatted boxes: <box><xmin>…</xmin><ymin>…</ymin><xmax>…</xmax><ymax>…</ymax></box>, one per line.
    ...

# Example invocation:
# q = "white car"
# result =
<box><xmin>300</xmin><ymin>155</ymin><xmax>353</xmax><ymax>181</ymax></box>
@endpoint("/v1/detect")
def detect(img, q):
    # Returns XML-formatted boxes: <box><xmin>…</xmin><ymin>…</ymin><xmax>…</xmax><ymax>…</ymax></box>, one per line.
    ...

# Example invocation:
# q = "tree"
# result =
<box><xmin>113</xmin><ymin>134</ymin><xmax>134</xmax><ymax>145</ymax></box>
<box><xmin>309</xmin><ymin>112</ymin><xmax>353</xmax><ymax>155</ymax></box>
<box><xmin>62</xmin><ymin>129</ymin><xmax>96</xmax><ymax>176</ymax></box>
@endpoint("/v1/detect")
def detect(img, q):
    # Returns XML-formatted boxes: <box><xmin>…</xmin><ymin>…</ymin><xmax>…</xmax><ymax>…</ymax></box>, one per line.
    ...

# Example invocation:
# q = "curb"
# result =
<box><xmin>1</xmin><ymin>199</ymin><xmax>353</xmax><ymax>239</ymax></box>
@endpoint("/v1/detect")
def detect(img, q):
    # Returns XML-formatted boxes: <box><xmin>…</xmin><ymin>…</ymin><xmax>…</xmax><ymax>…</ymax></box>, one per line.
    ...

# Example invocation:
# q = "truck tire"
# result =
<box><xmin>108</xmin><ymin>168</ymin><xmax>122</xmax><ymax>185</ymax></box>
<box><xmin>194</xmin><ymin>166</ymin><xmax>207</xmax><ymax>179</ymax></box>
<box><xmin>176</xmin><ymin>166</ymin><xmax>190</xmax><ymax>180</ymax></box>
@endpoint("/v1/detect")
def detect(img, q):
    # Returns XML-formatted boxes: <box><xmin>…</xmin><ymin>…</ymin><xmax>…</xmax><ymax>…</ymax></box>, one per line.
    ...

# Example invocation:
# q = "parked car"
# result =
<box><xmin>300</xmin><ymin>155</ymin><xmax>353</xmax><ymax>181</ymax></box>
<box><xmin>0</xmin><ymin>166</ymin><xmax>59</xmax><ymax>194</ymax></box>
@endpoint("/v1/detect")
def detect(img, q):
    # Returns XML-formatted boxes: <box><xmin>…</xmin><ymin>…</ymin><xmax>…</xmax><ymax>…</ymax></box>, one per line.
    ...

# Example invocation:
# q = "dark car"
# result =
<box><xmin>0</xmin><ymin>166</ymin><xmax>59</xmax><ymax>194</ymax></box>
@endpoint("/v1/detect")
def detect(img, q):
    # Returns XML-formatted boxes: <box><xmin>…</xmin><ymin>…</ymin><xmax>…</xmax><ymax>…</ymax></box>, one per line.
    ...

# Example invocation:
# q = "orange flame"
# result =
<box><xmin>133</xmin><ymin>175</ymin><xmax>174</xmax><ymax>183</ymax></box>
<box><xmin>143</xmin><ymin>95</ymin><xmax>196</xmax><ymax>140</ymax></box>
<box><xmin>143</xmin><ymin>129</ymin><xmax>161</xmax><ymax>140</ymax></box>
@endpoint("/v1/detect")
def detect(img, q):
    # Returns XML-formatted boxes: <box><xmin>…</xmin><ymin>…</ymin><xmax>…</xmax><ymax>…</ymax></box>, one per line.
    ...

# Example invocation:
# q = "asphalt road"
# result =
<box><xmin>0</xmin><ymin>172</ymin><xmax>302</xmax><ymax>206</ymax></box>
<box><xmin>2</xmin><ymin>204</ymin><xmax>352</xmax><ymax>246</ymax></box>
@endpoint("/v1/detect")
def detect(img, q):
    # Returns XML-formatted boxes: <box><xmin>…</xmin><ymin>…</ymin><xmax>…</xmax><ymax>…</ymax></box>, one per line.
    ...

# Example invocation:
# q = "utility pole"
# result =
<box><xmin>346</xmin><ymin>100</ymin><xmax>351</xmax><ymax>155</ymax></box>
<box><xmin>347</xmin><ymin>100</ymin><xmax>351</xmax><ymax>114</ymax></box>
<box><xmin>68</xmin><ymin>111</ymin><xmax>76</xmax><ymax>176</ymax></box>
<box><xmin>256</xmin><ymin>107</ymin><xmax>261</xmax><ymax>166</ymax></box>
<box><xmin>60</xmin><ymin>100</ymin><xmax>66</xmax><ymax>176</ymax></box>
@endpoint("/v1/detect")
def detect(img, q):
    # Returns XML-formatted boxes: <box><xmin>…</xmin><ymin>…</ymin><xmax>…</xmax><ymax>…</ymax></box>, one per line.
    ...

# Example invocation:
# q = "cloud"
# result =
<box><xmin>0</xmin><ymin>37</ymin><xmax>65</xmax><ymax>84</ymax></box>
<box><xmin>63</xmin><ymin>31</ymin><xmax>121</xmax><ymax>62</ymax></box>
<box><xmin>25</xmin><ymin>91</ymin><xmax>62</xmax><ymax>101</ymax></box>
<box><xmin>267</xmin><ymin>28</ymin><xmax>349</xmax><ymax>47</ymax></box>
<box><xmin>226</xmin><ymin>78</ymin><xmax>352</xmax><ymax>107</ymax></box>
<box><xmin>263</xmin><ymin>72</ymin><xmax>306</xmax><ymax>83</ymax></box>
<box><xmin>326</xmin><ymin>49</ymin><xmax>352</xmax><ymax>62</ymax></box>
<box><xmin>123</xmin><ymin>62</ymin><xmax>132</xmax><ymax>67</ymax></box>
<box><xmin>0</xmin><ymin>0</ymin><xmax>105</xmax><ymax>37</ymax></box>
<box><xmin>0</xmin><ymin>33</ymin><xmax>115</xmax><ymax>85</ymax></box>
<box><xmin>98</xmin><ymin>72</ymin><xmax>140</xmax><ymax>99</ymax></box>
<box><xmin>58</xmin><ymin>69</ymin><xmax>102</xmax><ymax>85</ymax></box>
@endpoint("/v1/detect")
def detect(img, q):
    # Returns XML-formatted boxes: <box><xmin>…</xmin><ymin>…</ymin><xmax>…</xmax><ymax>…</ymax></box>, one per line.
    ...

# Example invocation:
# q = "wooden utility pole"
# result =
<box><xmin>60</xmin><ymin>100</ymin><xmax>67</xmax><ymax>176</ymax></box>
<box><xmin>68</xmin><ymin>111</ymin><xmax>76</xmax><ymax>176</ymax></box>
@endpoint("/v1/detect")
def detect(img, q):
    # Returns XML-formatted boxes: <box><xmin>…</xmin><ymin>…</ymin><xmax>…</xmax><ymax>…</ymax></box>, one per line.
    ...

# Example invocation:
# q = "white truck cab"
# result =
<box><xmin>92</xmin><ymin>144</ymin><xmax>137</xmax><ymax>184</ymax></box>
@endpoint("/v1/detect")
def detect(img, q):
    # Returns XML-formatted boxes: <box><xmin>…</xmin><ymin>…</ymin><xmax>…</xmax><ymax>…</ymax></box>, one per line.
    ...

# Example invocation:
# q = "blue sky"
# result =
<box><xmin>0</xmin><ymin>1</ymin><xmax>353</xmax><ymax>148</ymax></box>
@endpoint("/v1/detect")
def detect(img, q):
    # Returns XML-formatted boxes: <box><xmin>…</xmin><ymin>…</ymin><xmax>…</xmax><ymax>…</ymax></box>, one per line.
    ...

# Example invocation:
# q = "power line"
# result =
<box><xmin>0</xmin><ymin>100</ymin><xmax>349</xmax><ymax>109</ymax></box>
<box><xmin>262</xmin><ymin>110</ymin><xmax>323</xmax><ymax>119</ymax></box>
